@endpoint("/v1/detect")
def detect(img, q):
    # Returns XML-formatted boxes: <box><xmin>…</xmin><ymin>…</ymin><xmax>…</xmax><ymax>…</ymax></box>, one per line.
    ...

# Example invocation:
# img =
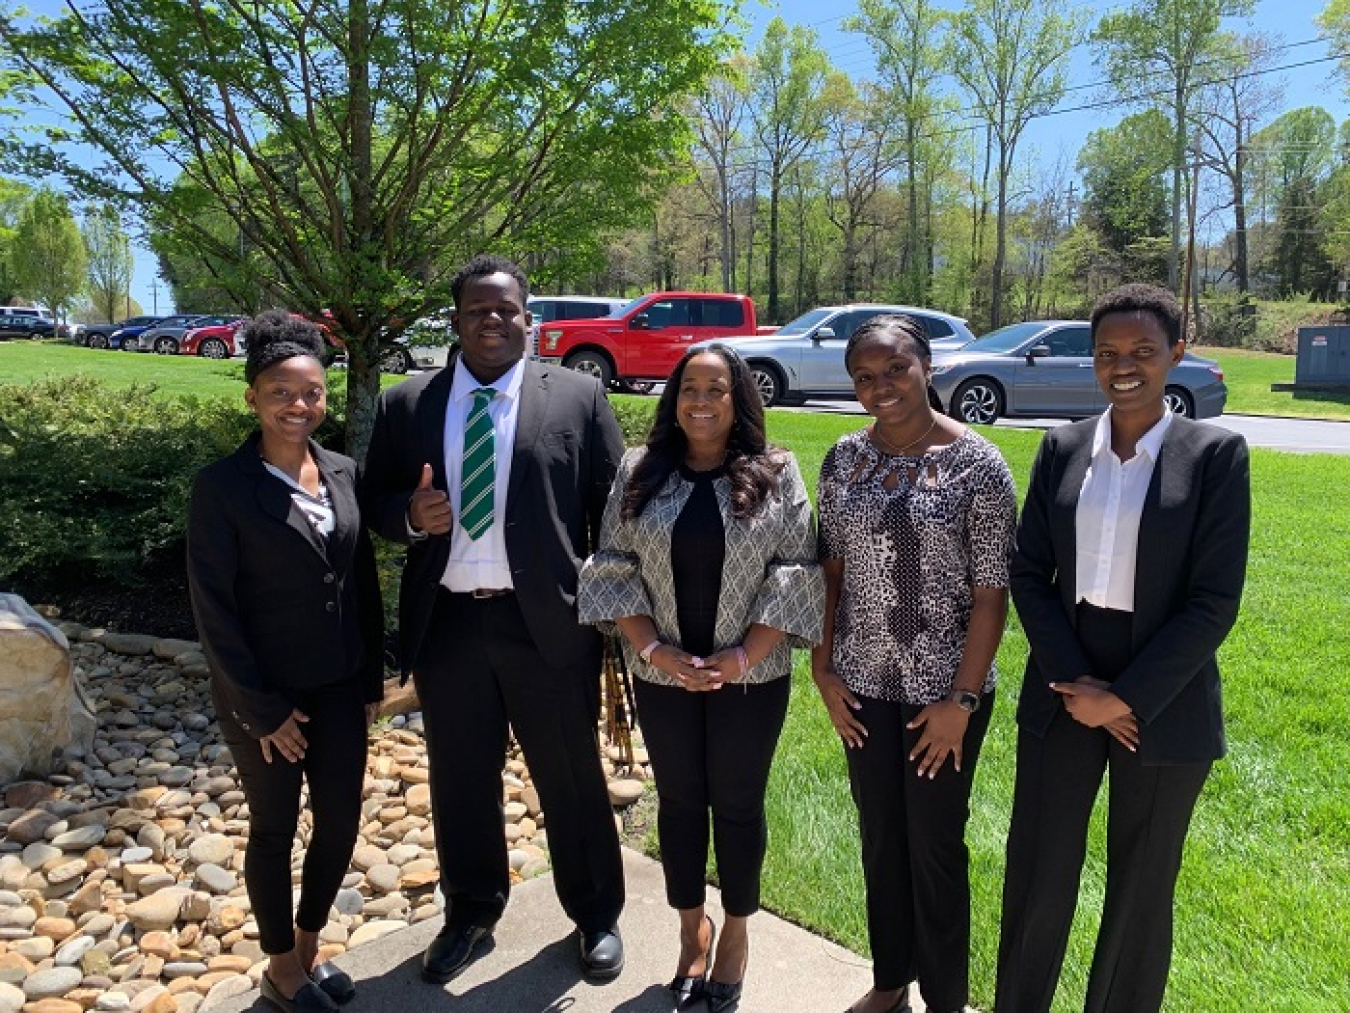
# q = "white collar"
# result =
<box><xmin>451</xmin><ymin>355</ymin><xmax>525</xmax><ymax>405</ymax></box>
<box><xmin>1090</xmin><ymin>406</ymin><xmax>1172</xmax><ymax>463</ymax></box>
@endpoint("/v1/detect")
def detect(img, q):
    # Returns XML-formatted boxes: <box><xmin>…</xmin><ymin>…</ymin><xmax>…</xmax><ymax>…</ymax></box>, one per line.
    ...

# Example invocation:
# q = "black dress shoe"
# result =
<box><xmin>260</xmin><ymin>972</ymin><xmax>339</xmax><ymax>1013</ymax></box>
<box><xmin>422</xmin><ymin>923</ymin><xmax>493</xmax><ymax>984</ymax></box>
<box><xmin>578</xmin><ymin>926</ymin><xmax>624</xmax><ymax>980</ymax></box>
<box><xmin>310</xmin><ymin>961</ymin><xmax>356</xmax><ymax>1004</ymax></box>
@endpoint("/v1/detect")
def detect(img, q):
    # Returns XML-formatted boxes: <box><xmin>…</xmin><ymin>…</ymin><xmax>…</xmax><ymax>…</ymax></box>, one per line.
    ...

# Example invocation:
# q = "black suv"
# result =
<box><xmin>0</xmin><ymin>314</ymin><xmax>56</xmax><ymax>339</ymax></box>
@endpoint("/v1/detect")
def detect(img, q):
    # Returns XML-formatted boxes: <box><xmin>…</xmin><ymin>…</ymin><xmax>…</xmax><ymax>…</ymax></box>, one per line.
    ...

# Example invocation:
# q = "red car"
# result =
<box><xmin>180</xmin><ymin>319</ymin><xmax>244</xmax><ymax>358</ymax></box>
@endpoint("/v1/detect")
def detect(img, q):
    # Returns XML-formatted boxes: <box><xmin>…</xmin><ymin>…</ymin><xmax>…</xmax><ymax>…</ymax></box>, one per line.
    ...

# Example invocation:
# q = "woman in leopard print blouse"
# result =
<box><xmin>813</xmin><ymin>314</ymin><xmax>1017</xmax><ymax>1013</ymax></box>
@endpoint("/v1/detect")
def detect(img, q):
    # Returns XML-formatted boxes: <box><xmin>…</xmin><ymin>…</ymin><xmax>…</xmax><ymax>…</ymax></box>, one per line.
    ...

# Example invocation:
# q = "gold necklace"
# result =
<box><xmin>871</xmin><ymin>414</ymin><xmax>938</xmax><ymax>457</ymax></box>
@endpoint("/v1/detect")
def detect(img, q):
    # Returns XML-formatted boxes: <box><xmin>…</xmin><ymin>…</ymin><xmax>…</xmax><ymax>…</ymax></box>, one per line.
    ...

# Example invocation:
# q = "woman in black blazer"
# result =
<box><xmin>994</xmin><ymin>284</ymin><xmax>1251</xmax><ymax>1013</ymax></box>
<box><xmin>187</xmin><ymin>311</ymin><xmax>384</xmax><ymax>1013</ymax></box>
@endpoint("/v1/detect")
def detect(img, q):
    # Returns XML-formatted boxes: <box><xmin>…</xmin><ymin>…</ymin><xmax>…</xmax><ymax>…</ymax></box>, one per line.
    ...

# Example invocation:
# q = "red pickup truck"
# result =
<box><xmin>535</xmin><ymin>291</ymin><xmax>758</xmax><ymax>387</ymax></box>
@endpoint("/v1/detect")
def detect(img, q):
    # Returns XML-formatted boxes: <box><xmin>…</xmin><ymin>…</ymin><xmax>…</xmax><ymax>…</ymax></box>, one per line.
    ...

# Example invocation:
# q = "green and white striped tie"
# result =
<box><xmin>459</xmin><ymin>388</ymin><xmax>496</xmax><ymax>540</ymax></box>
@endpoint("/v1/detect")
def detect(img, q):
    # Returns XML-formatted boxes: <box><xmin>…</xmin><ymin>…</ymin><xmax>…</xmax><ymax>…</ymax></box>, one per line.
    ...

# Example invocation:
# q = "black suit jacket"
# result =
<box><xmin>359</xmin><ymin>356</ymin><xmax>625</xmax><ymax>677</ymax></box>
<box><xmin>1010</xmin><ymin>416</ymin><xmax>1251</xmax><ymax>764</ymax></box>
<box><xmin>187</xmin><ymin>433</ymin><xmax>386</xmax><ymax>737</ymax></box>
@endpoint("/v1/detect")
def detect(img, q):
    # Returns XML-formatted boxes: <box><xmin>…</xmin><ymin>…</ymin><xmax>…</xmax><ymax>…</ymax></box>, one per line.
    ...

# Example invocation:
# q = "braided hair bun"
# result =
<box><xmin>243</xmin><ymin>310</ymin><xmax>327</xmax><ymax>383</ymax></box>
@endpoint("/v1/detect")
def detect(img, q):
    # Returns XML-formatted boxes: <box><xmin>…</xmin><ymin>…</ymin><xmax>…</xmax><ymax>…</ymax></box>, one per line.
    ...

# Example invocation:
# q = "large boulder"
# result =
<box><xmin>0</xmin><ymin>594</ymin><xmax>96</xmax><ymax>785</ymax></box>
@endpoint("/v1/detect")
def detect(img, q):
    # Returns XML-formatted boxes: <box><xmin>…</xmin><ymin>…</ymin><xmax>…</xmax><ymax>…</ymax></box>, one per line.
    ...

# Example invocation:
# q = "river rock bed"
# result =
<box><xmin>0</xmin><ymin>621</ymin><xmax>649</xmax><ymax>1012</ymax></box>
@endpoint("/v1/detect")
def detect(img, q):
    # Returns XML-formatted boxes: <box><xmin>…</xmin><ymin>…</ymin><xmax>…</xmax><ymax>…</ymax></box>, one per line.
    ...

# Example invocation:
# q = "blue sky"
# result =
<box><xmin>23</xmin><ymin>0</ymin><xmax>1346</xmax><ymax>313</ymax></box>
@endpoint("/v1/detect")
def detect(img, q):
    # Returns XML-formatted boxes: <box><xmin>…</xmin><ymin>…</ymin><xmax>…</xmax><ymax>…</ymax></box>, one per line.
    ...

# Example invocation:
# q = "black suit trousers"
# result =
<box><xmin>413</xmin><ymin>589</ymin><xmax>624</xmax><ymax>933</ymax></box>
<box><xmin>996</xmin><ymin>606</ymin><xmax>1212</xmax><ymax>1013</ymax></box>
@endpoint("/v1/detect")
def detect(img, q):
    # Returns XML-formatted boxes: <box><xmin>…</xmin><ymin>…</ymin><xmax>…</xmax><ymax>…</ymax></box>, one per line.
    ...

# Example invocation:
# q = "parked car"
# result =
<box><xmin>930</xmin><ymin>319</ymin><xmax>1227</xmax><ymax>424</ymax></box>
<box><xmin>0</xmin><ymin>314</ymin><xmax>56</xmax><ymax>339</ymax></box>
<box><xmin>180</xmin><ymin>318</ymin><xmax>245</xmax><ymax>358</ymax></box>
<box><xmin>82</xmin><ymin>315</ymin><xmax>163</xmax><ymax>349</ymax></box>
<box><xmin>138</xmin><ymin>314</ymin><xmax>244</xmax><ymax>354</ymax></box>
<box><xmin>118</xmin><ymin>314</ymin><xmax>204</xmax><ymax>352</ymax></box>
<box><xmin>537</xmin><ymin>291</ymin><xmax>759</xmax><ymax>388</ymax></box>
<box><xmin>691</xmin><ymin>303</ymin><xmax>977</xmax><ymax>407</ymax></box>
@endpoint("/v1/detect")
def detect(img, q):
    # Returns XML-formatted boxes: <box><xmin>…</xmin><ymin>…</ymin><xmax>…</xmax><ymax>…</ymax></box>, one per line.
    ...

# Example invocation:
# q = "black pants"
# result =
<box><xmin>634</xmin><ymin>675</ymin><xmax>790</xmax><ymax>916</ymax></box>
<box><xmin>413</xmin><ymin>590</ymin><xmax>624</xmax><ymax>932</ymax></box>
<box><xmin>845</xmin><ymin>691</ymin><xmax>993</xmax><ymax>1012</ymax></box>
<box><xmin>995</xmin><ymin>604</ymin><xmax>1212</xmax><ymax>1013</ymax></box>
<box><xmin>215</xmin><ymin>679</ymin><xmax>367</xmax><ymax>955</ymax></box>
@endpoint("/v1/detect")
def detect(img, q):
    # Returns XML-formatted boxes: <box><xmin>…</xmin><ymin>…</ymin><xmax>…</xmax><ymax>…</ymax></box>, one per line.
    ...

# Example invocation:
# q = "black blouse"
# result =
<box><xmin>670</xmin><ymin>463</ymin><xmax>727</xmax><ymax>658</ymax></box>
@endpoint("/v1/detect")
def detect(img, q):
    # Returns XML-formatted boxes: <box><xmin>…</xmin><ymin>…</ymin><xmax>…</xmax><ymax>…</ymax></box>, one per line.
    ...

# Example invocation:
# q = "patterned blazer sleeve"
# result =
<box><xmin>745</xmin><ymin>453</ymin><xmax>825</xmax><ymax>648</ymax></box>
<box><xmin>577</xmin><ymin>448</ymin><xmax>652</xmax><ymax>630</ymax></box>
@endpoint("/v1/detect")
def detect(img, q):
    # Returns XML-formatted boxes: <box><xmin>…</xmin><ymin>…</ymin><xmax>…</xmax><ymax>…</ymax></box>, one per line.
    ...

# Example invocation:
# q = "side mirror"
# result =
<box><xmin>631</xmin><ymin>313</ymin><xmax>650</xmax><ymax>330</ymax></box>
<box><xmin>1028</xmin><ymin>344</ymin><xmax>1050</xmax><ymax>359</ymax></box>
<box><xmin>813</xmin><ymin>326</ymin><xmax>837</xmax><ymax>341</ymax></box>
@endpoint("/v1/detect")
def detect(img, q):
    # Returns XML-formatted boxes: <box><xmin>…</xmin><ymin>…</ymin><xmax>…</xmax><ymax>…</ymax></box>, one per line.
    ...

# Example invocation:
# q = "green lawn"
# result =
<box><xmin>1202</xmin><ymin>347</ymin><xmax>1350</xmax><ymax>420</ymax></box>
<box><xmin>753</xmin><ymin>410</ymin><xmax>1349</xmax><ymax>1013</ymax></box>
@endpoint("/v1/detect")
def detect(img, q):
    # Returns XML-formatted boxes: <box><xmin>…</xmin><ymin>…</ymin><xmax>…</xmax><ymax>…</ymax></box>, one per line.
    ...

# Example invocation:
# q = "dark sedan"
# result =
<box><xmin>931</xmin><ymin>320</ymin><xmax>1227</xmax><ymax>424</ymax></box>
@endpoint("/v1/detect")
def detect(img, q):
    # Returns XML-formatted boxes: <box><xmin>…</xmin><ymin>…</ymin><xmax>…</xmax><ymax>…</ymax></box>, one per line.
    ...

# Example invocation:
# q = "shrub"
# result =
<box><xmin>0</xmin><ymin>376</ymin><xmax>348</xmax><ymax>588</ymax></box>
<box><xmin>609</xmin><ymin>395</ymin><xmax>657</xmax><ymax>446</ymax></box>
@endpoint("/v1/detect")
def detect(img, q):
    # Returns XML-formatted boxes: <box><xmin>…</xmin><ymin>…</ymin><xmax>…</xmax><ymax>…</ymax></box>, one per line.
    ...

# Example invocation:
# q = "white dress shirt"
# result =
<box><xmin>440</xmin><ymin>356</ymin><xmax>524</xmax><ymax>592</ymax></box>
<box><xmin>1074</xmin><ymin>408</ymin><xmax>1172</xmax><ymax>612</ymax></box>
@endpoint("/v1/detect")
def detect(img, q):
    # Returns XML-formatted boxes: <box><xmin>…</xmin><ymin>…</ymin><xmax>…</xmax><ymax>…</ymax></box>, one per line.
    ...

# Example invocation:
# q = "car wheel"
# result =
<box><xmin>563</xmin><ymin>350</ymin><xmax>614</xmax><ymax>387</ymax></box>
<box><xmin>199</xmin><ymin>338</ymin><xmax>229</xmax><ymax>359</ymax></box>
<box><xmin>88</xmin><ymin>334</ymin><xmax>109</xmax><ymax>349</ymax></box>
<box><xmin>121</xmin><ymin>337</ymin><xmax>139</xmax><ymax>351</ymax></box>
<box><xmin>379</xmin><ymin>346</ymin><xmax>412</xmax><ymax>374</ymax></box>
<box><xmin>951</xmin><ymin>378</ymin><xmax>1004</xmax><ymax>425</ymax></box>
<box><xmin>616</xmin><ymin>379</ymin><xmax>655</xmax><ymax>395</ymax></box>
<box><xmin>153</xmin><ymin>337</ymin><xmax>178</xmax><ymax>354</ymax></box>
<box><xmin>749</xmin><ymin>362</ymin><xmax>786</xmax><ymax>407</ymax></box>
<box><xmin>1164</xmin><ymin>385</ymin><xmax>1194</xmax><ymax>418</ymax></box>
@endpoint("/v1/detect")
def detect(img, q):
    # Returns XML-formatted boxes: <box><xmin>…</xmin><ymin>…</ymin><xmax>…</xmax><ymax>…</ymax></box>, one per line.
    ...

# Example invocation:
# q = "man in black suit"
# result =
<box><xmin>995</xmin><ymin>284</ymin><xmax>1251</xmax><ymax>1013</ymax></box>
<box><xmin>360</xmin><ymin>255</ymin><xmax>626</xmax><ymax>984</ymax></box>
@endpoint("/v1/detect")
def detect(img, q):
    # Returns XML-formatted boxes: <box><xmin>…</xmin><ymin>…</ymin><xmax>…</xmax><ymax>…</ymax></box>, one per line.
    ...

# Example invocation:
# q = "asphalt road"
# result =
<box><xmin>785</xmin><ymin>400</ymin><xmax>1350</xmax><ymax>455</ymax></box>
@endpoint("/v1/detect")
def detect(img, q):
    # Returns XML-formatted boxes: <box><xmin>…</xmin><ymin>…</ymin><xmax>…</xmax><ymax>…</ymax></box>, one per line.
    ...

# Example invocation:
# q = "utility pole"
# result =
<box><xmin>150</xmin><ymin>278</ymin><xmax>159</xmax><ymax>315</ymax></box>
<box><xmin>1065</xmin><ymin>181</ymin><xmax>1077</xmax><ymax>229</ymax></box>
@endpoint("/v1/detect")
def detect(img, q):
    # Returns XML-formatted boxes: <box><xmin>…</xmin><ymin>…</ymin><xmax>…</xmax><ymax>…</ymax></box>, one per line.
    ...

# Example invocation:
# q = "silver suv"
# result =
<box><xmin>692</xmin><ymin>303</ymin><xmax>976</xmax><ymax>406</ymax></box>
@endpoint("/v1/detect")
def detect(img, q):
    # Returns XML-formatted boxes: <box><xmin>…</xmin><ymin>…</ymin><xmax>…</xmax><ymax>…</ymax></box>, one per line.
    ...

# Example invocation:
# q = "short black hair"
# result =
<box><xmin>1090</xmin><ymin>283</ymin><xmax>1183</xmax><ymax>347</ymax></box>
<box><xmin>242</xmin><ymin>310</ymin><xmax>326</xmax><ymax>383</ymax></box>
<box><xmin>450</xmin><ymin>254</ymin><xmax>531</xmax><ymax>307</ymax></box>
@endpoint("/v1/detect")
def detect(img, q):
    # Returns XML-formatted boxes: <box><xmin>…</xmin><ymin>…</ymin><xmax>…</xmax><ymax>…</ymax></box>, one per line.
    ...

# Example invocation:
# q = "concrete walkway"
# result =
<box><xmin>212</xmin><ymin>847</ymin><xmax>931</xmax><ymax>1013</ymax></box>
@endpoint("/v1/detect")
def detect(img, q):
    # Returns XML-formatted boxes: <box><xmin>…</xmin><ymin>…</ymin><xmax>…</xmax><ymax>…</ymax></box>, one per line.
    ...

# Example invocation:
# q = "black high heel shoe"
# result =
<box><xmin>703</xmin><ymin>937</ymin><xmax>747</xmax><ymax>1013</ymax></box>
<box><xmin>310</xmin><ymin>961</ymin><xmax>356</xmax><ymax>1004</ymax></box>
<box><xmin>259</xmin><ymin>972</ymin><xmax>338</xmax><ymax>1013</ymax></box>
<box><xmin>667</xmin><ymin>915</ymin><xmax>715</xmax><ymax>1010</ymax></box>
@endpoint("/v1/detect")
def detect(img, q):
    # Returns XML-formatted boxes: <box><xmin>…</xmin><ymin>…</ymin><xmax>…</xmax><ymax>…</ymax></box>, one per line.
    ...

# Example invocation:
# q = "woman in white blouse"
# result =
<box><xmin>995</xmin><ymin>284</ymin><xmax>1251</xmax><ymax>1013</ymax></box>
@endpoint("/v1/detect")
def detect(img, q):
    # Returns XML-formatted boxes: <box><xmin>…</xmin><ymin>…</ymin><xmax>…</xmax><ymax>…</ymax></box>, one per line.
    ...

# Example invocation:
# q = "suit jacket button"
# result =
<box><xmin>326</xmin><ymin>602</ymin><xmax>336</xmax><ymax>612</ymax></box>
<box><xmin>324</xmin><ymin>573</ymin><xmax>336</xmax><ymax>584</ymax></box>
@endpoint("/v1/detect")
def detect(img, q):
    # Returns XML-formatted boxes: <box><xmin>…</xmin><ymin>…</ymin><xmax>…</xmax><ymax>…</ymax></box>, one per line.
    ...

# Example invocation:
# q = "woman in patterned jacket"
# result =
<box><xmin>813</xmin><ymin>315</ymin><xmax>1017</xmax><ymax>1013</ymax></box>
<box><xmin>579</xmin><ymin>344</ymin><xmax>823</xmax><ymax>1012</ymax></box>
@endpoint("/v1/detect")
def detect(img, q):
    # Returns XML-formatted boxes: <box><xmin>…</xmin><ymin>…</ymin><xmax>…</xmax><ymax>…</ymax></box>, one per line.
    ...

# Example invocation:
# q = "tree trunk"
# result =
<box><xmin>767</xmin><ymin>166</ymin><xmax>782</xmax><ymax>323</ymax></box>
<box><xmin>1234</xmin><ymin>125</ymin><xmax>1250</xmax><ymax>294</ymax></box>
<box><xmin>1169</xmin><ymin>83</ymin><xmax>1185</xmax><ymax>292</ymax></box>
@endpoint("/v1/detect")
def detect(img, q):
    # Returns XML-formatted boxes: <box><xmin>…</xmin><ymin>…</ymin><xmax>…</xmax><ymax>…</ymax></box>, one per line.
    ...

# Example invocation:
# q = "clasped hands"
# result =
<box><xmin>812</xmin><ymin>668</ymin><xmax>974</xmax><ymax>778</ymax></box>
<box><xmin>651</xmin><ymin>644</ymin><xmax>744</xmax><ymax>692</ymax></box>
<box><xmin>1051</xmin><ymin>676</ymin><xmax>1139</xmax><ymax>751</ymax></box>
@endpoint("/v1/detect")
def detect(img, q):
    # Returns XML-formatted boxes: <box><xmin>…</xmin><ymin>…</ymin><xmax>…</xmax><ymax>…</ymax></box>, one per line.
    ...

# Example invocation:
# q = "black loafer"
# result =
<box><xmin>579</xmin><ymin>926</ymin><xmax>624</xmax><ymax>980</ymax></box>
<box><xmin>310</xmin><ymin>961</ymin><xmax>356</xmax><ymax>1004</ymax></box>
<box><xmin>422</xmin><ymin>923</ymin><xmax>493</xmax><ymax>984</ymax></box>
<box><xmin>260</xmin><ymin>972</ymin><xmax>339</xmax><ymax>1013</ymax></box>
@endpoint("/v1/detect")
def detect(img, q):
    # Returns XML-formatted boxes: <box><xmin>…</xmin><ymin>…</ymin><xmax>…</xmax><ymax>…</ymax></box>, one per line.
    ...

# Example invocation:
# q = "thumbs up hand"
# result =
<box><xmin>409</xmin><ymin>463</ymin><xmax>453</xmax><ymax>535</ymax></box>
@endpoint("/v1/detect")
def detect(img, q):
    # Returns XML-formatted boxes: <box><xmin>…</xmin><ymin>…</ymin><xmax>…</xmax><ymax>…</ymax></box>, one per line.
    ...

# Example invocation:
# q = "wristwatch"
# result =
<box><xmin>949</xmin><ymin>689</ymin><xmax>982</xmax><ymax>713</ymax></box>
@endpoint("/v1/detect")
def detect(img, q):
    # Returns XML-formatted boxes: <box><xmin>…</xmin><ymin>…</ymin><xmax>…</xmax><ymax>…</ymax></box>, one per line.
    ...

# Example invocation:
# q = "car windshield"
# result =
<box><xmin>774</xmin><ymin>308</ymin><xmax>835</xmax><ymax>336</ymax></box>
<box><xmin>962</xmin><ymin>321</ymin><xmax>1051</xmax><ymax>354</ymax></box>
<box><xmin>617</xmin><ymin>296</ymin><xmax>651</xmax><ymax>316</ymax></box>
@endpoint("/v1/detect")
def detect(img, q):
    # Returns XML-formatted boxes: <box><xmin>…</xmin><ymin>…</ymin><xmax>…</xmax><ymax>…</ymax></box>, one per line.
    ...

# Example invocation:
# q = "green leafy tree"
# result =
<box><xmin>82</xmin><ymin>203</ymin><xmax>133</xmax><ymax>324</ymax></box>
<box><xmin>0</xmin><ymin>0</ymin><xmax>738</xmax><ymax>457</ymax></box>
<box><xmin>1078</xmin><ymin>111</ymin><xmax>1172</xmax><ymax>255</ymax></box>
<box><xmin>0</xmin><ymin>177</ymin><xmax>30</xmax><ymax>303</ymax></box>
<box><xmin>1094</xmin><ymin>0</ymin><xmax>1255</xmax><ymax>292</ymax></box>
<box><xmin>846</xmin><ymin>0</ymin><xmax>951</xmax><ymax>305</ymax></box>
<box><xmin>750</xmin><ymin>18</ymin><xmax>829</xmax><ymax>323</ymax></box>
<box><xmin>10</xmin><ymin>186</ymin><xmax>86</xmax><ymax>320</ymax></box>
<box><xmin>689</xmin><ymin>58</ymin><xmax>752</xmax><ymax>293</ymax></box>
<box><xmin>948</xmin><ymin>0</ymin><xmax>1083</xmax><ymax>329</ymax></box>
